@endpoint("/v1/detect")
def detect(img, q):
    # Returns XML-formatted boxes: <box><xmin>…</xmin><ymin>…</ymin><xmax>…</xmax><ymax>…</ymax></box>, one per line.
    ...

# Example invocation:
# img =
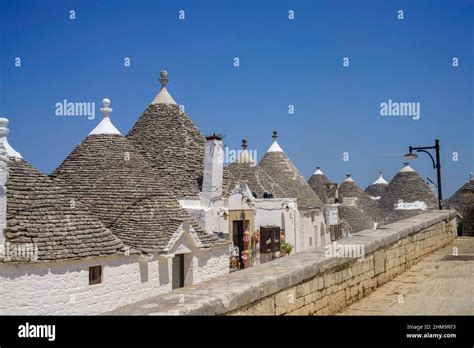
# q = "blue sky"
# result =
<box><xmin>1</xmin><ymin>0</ymin><xmax>473</xmax><ymax>196</ymax></box>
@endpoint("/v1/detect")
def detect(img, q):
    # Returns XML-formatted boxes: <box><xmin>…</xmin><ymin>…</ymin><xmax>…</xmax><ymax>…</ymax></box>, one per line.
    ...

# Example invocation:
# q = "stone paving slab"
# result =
<box><xmin>338</xmin><ymin>237</ymin><xmax>474</xmax><ymax>315</ymax></box>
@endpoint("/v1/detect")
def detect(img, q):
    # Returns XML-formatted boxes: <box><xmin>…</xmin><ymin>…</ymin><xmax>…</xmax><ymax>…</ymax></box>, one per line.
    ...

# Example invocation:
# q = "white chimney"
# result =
<box><xmin>202</xmin><ymin>133</ymin><xmax>224</xmax><ymax>204</ymax></box>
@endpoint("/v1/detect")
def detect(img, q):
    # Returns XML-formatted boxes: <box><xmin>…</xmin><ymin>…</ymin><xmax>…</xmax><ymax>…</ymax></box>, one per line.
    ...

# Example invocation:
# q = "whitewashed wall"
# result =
<box><xmin>193</xmin><ymin>244</ymin><xmax>230</xmax><ymax>284</ymax></box>
<box><xmin>0</xmin><ymin>256</ymin><xmax>165</xmax><ymax>315</ymax></box>
<box><xmin>0</xmin><ymin>244</ymin><xmax>230</xmax><ymax>315</ymax></box>
<box><xmin>178</xmin><ymin>197</ymin><xmax>228</xmax><ymax>237</ymax></box>
<box><xmin>254</xmin><ymin>198</ymin><xmax>297</xmax><ymax>248</ymax></box>
<box><xmin>298</xmin><ymin>210</ymin><xmax>328</xmax><ymax>252</ymax></box>
<box><xmin>166</xmin><ymin>227</ymin><xmax>230</xmax><ymax>286</ymax></box>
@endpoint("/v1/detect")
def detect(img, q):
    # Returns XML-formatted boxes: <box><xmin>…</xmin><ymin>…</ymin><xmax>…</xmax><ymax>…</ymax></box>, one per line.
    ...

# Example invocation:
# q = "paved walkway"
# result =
<box><xmin>339</xmin><ymin>237</ymin><xmax>474</xmax><ymax>315</ymax></box>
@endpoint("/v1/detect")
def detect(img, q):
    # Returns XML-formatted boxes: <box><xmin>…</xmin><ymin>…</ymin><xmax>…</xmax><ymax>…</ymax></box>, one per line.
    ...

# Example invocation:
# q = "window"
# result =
<box><xmin>309</xmin><ymin>237</ymin><xmax>313</xmax><ymax>246</ymax></box>
<box><xmin>89</xmin><ymin>266</ymin><xmax>102</xmax><ymax>285</ymax></box>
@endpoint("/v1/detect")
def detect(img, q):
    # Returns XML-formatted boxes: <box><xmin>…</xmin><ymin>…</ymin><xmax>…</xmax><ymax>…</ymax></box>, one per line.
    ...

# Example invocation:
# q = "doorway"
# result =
<box><xmin>232</xmin><ymin>220</ymin><xmax>245</xmax><ymax>268</ymax></box>
<box><xmin>172</xmin><ymin>253</ymin><xmax>185</xmax><ymax>289</ymax></box>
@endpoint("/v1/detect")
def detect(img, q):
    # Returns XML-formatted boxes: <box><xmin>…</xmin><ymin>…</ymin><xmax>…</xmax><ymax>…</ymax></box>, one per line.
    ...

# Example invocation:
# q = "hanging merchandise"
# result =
<box><xmin>259</xmin><ymin>226</ymin><xmax>281</xmax><ymax>253</ymax></box>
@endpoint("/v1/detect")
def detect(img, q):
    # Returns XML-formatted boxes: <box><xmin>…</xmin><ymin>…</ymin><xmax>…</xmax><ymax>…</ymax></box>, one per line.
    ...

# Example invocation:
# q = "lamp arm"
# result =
<box><xmin>416</xmin><ymin>149</ymin><xmax>436</xmax><ymax>169</ymax></box>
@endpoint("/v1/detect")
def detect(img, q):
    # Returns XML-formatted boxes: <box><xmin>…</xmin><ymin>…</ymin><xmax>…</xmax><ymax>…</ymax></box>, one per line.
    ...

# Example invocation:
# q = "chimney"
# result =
<box><xmin>202</xmin><ymin>133</ymin><xmax>224</xmax><ymax>203</ymax></box>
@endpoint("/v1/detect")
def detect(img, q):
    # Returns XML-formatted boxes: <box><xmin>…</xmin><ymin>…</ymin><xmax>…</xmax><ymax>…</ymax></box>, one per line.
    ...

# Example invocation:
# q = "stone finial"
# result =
<box><xmin>100</xmin><ymin>98</ymin><xmax>113</xmax><ymax>118</ymax></box>
<box><xmin>242</xmin><ymin>139</ymin><xmax>248</xmax><ymax>150</ymax></box>
<box><xmin>151</xmin><ymin>70</ymin><xmax>177</xmax><ymax>105</ymax></box>
<box><xmin>159</xmin><ymin>70</ymin><xmax>169</xmax><ymax>88</ymax></box>
<box><xmin>470</xmin><ymin>172</ymin><xmax>474</xmax><ymax>181</ymax></box>
<box><xmin>89</xmin><ymin>99</ymin><xmax>122</xmax><ymax>136</ymax></box>
<box><xmin>0</xmin><ymin>118</ymin><xmax>22</xmax><ymax>159</ymax></box>
<box><xmin>267</xmin><ymin>131</ymin><xmax>284</xmax><ymax>153</ymax></box>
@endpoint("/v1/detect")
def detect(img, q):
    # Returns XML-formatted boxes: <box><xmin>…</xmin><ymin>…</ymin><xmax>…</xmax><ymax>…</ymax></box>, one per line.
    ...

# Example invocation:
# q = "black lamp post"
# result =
<box><xmin>404</xmin><ymin>139</ymin><xmax>443</xmax><ymax>210</ymax></box>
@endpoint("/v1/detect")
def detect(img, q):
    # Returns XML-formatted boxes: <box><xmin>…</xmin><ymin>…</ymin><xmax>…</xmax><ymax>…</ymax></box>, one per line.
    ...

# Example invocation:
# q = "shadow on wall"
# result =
<box><xmin>158</xmin><ymin>256</ymin><xmax>169</xmax><ymax>286</ymax></box>
<box><xmin>139</xmin><ymin>261</ymin><xmax>148</xmax><ymax>283</ymax></box>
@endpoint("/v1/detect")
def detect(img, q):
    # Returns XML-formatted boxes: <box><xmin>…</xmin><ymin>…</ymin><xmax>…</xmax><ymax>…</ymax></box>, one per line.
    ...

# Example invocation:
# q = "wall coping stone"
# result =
<box><xmin>107</xmin><ymin>210</ymin><xmax>457</xmax><ymax>315</ymax></box>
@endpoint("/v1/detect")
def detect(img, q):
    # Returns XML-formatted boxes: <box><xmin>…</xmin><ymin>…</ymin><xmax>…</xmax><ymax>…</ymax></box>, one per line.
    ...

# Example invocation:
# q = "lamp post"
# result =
<box><xmin>404</xmin><ymin>139</ymin><xmax>443</xmax><ymax>210</ymax></box>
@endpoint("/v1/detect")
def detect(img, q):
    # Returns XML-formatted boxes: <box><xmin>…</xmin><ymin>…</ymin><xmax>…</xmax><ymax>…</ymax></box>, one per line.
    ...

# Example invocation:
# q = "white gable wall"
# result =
<box><xmin>165</xmin><ymin>225</ymin><xmax>231</xmax><ymax>285</ymax></box>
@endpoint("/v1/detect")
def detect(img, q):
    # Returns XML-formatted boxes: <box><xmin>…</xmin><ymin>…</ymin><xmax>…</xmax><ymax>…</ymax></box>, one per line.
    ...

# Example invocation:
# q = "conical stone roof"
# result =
<box><xmin>258</xmin><ymin>132</ymin><xmax>323</xmax><ymax>209</ymax></box>
<box><xmin>127</xmin><ymin>71</ymin><xmax>233</xmax><ymax>198</ymax></box>
<box><xmin>307</xmin><ymin>167</ymin><xmax>332</xmax><ymax>204</ymax></box>
<box><xmin>338</xmin><ymin>175</ymin><xmax>385</xmax><ymax>222</ymax></box>
<box><xmin>365</xmin><ymin>172</ymin><xmax>388</xmax><ymax>198</ymax></box>
<box><xmin>447</xmin><ymin>174</ymin><xmax>474</xmax><ymax>235</ymax></box>
<box><xmin>380</xmin><ymin>164</ymin><xmax>438</xmax><ymax>212</ymax></box>
<box><xmin>5</xmin><ymin>156</ymin><xmax>125</xmax><ymax>262</ymax></box>
<box><xmin>51</xmin><ymin>106</ymin><xmax>223</xmax><ymax>253</ymax></box>
<box><xmin>227</xmin><ymin>139</ymin><xmax>285</xmax><ymax>198</ymax></box>
<box><xmin>338</xmin><ymin>205</ymin><xmax>374</xmax><ymax>233</ymax></box>
<box><xmin>0</xmin><ymin>117</ymin><xmax>124</xmax><ymax>262</ymax></box>
<box><xmin>448</xmin><ymin>174</ymin><xmax>474</xmax><ymax>203</ymax></box>
<box><xmin>127</xmin><ymin>102</ymin><xmax>205</xmax><ymax>198</ymax></box>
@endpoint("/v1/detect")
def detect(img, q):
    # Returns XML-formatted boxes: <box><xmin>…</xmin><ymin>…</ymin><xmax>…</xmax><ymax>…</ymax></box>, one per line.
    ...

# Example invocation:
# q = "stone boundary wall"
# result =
<box><xmin>108</xmin><ymin>210</ymin><xmax>457</xmax><ymax>315</ymax></box>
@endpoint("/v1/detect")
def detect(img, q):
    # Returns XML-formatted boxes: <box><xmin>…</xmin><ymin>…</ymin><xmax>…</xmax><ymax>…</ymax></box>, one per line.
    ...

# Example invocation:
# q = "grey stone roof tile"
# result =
<box><xmin>364</xmin><ymin>183</ymin><xmax>387</xmax><ymax>198</ymax></box>
<box><xmin>308</xmin><ymin>172</ymin><xmax>332</xmax><ymax>204</ymax></box>
<box><xmin>259</xmin><ymin>151</ymin><xmax>323</xmax><ymax>209</ymax></box>
<box><xmin>226</xmin><ymin>161</ymin><xmax>286</xmax><ymax>198</ymax></box>
<box><xmin>127</xmin><ymin>103</ymin><xmax>233</xmax><ymax>198</ymax></box>
<box><xmin>5</xmin><ymin>158</ymin><xmax>125</xmax><ymax>262</ymax></box>
<box><xmin>51</xmin><ymin>134</ymin><xmax>225</xmax><ymax>253</ymax></box>
<box><xmin>380</xmin><ymin>170</ymin><xmax>438</xmax><ymax>224</ymax></box>
<box><xmin>339</xmin><ymin>179</ymin><xmax>385</xmax><ymax>222</ymax></box>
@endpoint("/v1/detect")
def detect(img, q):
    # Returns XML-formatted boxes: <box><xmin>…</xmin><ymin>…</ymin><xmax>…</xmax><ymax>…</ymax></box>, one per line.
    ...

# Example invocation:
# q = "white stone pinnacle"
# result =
<box><xmin>0</xmin><ymin>118</ymin><xmax>22</xmax><ymax>158</ymax></box>
<box><xmin>89</xmin><ymin>98</ymin><xmax>122</xmax><ymax>136</ymax></box>
<box><xmin>344</xmin><ymin>175</ymin><xmax>354</xmax><ymax>183</ymax></box>
<box><xmin>372</xmin><ymin>172</ymin><xmax>388</xmax><ymax>185</ymax></box>
<box><xmin>314</xmin><ymin>167</ymin><xmax>324</xmax><ymax>175</ymax></box>
<box><xmin>400</xmin><ymin>164</ymin><xmax>415</xmax><ymax>173</ymax></box>
<box><xmin>267</xmin><ymin>141</ymin><xmax>283</xmax><ymax>153</ymax></box>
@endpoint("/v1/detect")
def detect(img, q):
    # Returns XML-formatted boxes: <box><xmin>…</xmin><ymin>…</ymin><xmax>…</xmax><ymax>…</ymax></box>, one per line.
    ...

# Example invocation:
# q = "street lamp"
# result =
<box><xmin>404</xmin><ymin>139</ymin><xmax>443</xmax><ymax>210</ymax></box>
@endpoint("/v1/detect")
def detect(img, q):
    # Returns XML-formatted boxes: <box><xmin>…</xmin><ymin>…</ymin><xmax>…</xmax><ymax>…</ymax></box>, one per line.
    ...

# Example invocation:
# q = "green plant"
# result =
<box><xmin>280</xmin><ymin>241</ymin><xmax>294</xmax><ymax>255</ymax></box>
